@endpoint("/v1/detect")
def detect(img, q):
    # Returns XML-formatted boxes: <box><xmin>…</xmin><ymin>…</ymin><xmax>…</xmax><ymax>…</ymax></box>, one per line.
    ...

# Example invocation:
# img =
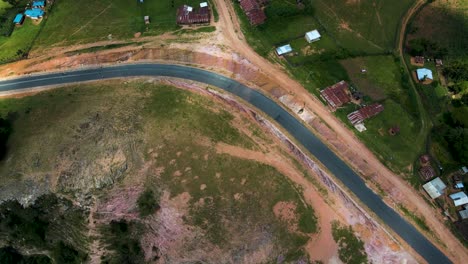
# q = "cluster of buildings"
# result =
<box><xmin>276</xmin><ymin>30</ymin><xmax>321</xmax><ymax>56</ymax></box>
<box><xmin>239</xmin><ymin>0</ymin><xmax>268</xmax><ymax>26</ymax></box>
<box><xmin>411</xmin><ymin>56</ymin><xmax>444</xmax><ymax>84</ymax></box>
<box><xmin>13</xmin><ymin>1</ymin><xmax>46</xmax><ymax>25</ymax></box>
<box><xmin>320</xmin><ymin>80</ymin><xmax>383</xmax><ymax>132</ymax></box>
<box><xmin>176</xmin><ymin>2</ymin><xmax>210</xmax><ymax>25</ymax></box>
<box><xmin>422</xmin><ymin>163</ymin><xmax>468</xmax><ymax>220</ymax></box>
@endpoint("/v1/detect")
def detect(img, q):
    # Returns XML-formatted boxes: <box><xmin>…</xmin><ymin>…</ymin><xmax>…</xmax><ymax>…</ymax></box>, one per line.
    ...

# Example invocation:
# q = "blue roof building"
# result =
<box><xmin>25</xmin><ymin>8</ymin><xmax>45</xmax><ymax>19</ymax></box>
<box><xmin>276</xmin><ymin>44</ymin><xmax>292</xmax><ymax>56</ymax></box>
<box><xmin>416</xmin><ymin>68</ymin><xmax>433</xmax><ymax>81</ymax></box>
<box><xmin>32</xmin><ymin>1</ymin><xmax>45</xmax><ymax>8</ymax></box>
<box><xmin>13</xmin><ymin>14</ymin><xmax>24</xmax><ymax>24</ymax></box>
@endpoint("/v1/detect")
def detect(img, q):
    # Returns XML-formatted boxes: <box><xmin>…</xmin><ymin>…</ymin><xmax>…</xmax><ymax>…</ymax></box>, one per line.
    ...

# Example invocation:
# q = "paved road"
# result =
<box><xmin>0</xmin><ymin>64</ymin><xmax>451</xmax><ymax>263</ymax></box>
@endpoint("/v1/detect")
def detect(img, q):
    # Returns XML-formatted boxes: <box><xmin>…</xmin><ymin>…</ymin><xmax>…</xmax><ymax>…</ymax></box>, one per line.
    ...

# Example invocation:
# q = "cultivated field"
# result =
<box><xmin>0</xmin><ymin>80</ymin><xmax>318</xmax><ymax>262</ymax></box>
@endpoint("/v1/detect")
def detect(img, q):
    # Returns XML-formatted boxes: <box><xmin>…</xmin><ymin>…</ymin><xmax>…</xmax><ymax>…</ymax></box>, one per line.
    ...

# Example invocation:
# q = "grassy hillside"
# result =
<box><xmin>0</xmin><ymin>81</ymin><xmax>317</xmax><ymax>262</ymax></box>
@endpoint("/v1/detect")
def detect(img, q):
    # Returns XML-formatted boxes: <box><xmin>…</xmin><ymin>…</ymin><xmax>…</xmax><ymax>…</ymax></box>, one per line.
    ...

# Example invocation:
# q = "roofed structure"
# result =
<box><xmin>305</xmin><ymin>30</ymin><xmax>321</xmax><ymax>43</ymax></box>
<box><xmin>176</xmin><ymin>4</ymin><xmax>210</xmax><ymax>25</ymax></box>
<box><xmin>320</xmin><ymin>81</ymin><xmax>351</xmax><ymax>110</ymax></box>
<box><xmin>276</xmin><ymin>44</ymin><xmax>292</xmax><ymax>56</ymax></box>
<box><xmin>13</xmin><ymin>14</ymin><xmax>24</xmax><ymax>25</ymax></box>
<box><xmin>416</xmin><ymin>68</ymin><xmax>433</xmax><ymax>81</ymax></box>
<box><xmin>32</xmin><ymin>1</ymin><xmax>45</xmax><ymax>8</ymax></box>
<box><xmin>420</xmin><ymin>154</ymin><xmax>430</xmax><ymax>166</ymax></box>
<box><xmin>414</xmin><ymin>56</ymin><xmax>424</xmax><ymax>65</ymax></box>
<box><xmin>450</xmin><ymin>192</ymin><xmax>468</xmax><ymax>207</ymax></box>
<box><xmin>239</xmin><ymin>0</ymin><xmax>266</xmax><ymax>25</ymax></box>
<box><xmin>422</xmin><ymin>177</ymin><xmax>446</xmax><ymax>199</ymax></box>
<box><xmin>347</xmin><ymin>103</ymin><xmax>384</xmax><ymax>125</ymax></box>
<box><xmin>460</xmin><ymin>208</ymin><xmax>468</xmax><ymax>219</ymax></box>
<box><xmin>419</xmin><ymin>166</ymin><xmax>436</xmax><ymax>181</ymax></box>
<box><xmin>24</xmin><ymin>8</ymin><xmax>44</xmax><ymax>19</ymax></box>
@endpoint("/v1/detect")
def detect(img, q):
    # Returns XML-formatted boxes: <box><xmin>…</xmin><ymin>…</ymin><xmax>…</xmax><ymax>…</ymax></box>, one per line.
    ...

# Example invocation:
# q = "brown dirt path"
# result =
<box><xmin>214</xmin><ymin>0</ymin><xmax>466</xmax><ymax>262</ymax></box>
<box><xmin>216</xmin><ymin>142</ymin><xmax>340</xmax><ymax>262</ymax></box>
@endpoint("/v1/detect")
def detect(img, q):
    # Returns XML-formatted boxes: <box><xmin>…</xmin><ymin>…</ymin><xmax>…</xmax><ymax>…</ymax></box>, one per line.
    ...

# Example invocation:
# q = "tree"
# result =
<box><xmin>0</xmin><ymin>117</ymin><xmax>12</xmax><ymax>159</ymax></box>
<box><xmin>136</xmin><ymin>189</ymin><xmax>160</xmax><ymax>217</ymax></box>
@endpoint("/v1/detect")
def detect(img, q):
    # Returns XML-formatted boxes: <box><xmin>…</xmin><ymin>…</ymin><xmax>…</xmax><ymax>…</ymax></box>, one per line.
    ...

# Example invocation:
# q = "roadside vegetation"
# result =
<box><xmin>0</xmin><ymin>0</ymin><xmax>44</xmax><ymax>63</ymax></box>
<box><xmin>0</xmin><ymin>194</ymin><xmax>88</xmax><ymax>264</ymax></box>
<box><xmin>34</xmin><ymin>0</ymin><xmax>215</xmax><ymax>48</ymax></box>
<box><xmin>331</xmin><ymin>221</ymin><xmax>368</xmax><ymax>264</ymax></box>
<box><xmin>0</xmin><ymin>81</ymin><xmax>319</xmax><ymax>262</ymax></box>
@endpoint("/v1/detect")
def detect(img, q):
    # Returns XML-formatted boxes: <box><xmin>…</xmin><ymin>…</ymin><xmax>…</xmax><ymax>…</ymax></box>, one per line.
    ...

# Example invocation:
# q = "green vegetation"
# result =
<box><xmin>174</xmin><ymin>25</ymin><xmax>216</xmax><ymax>35</ymax></box>
<box><xmin>0</xmin><ymin>81</ymin><xmax>318</xmax><ymax>262</ymax></box>
<box><xmin>34</xmin><ymin>0</ymin><xmax>216</xmax><ymax>48</ymax></box>
<box><xmin>340</xmin><ymin>56</ymin><xmax>421</xmax><ymax>174</ymax></box>
<box><xmin>100</xmin><ymin>220</ymin><xmax>145</xmax><ymax>264</ymax></box>
<box><xmin>398</xmin><ymin>204</ymin><xmax>430</xmax><ymax>232</ymax></box>
<box><xmin>64</xmin><ymin>43</ymin><xmax>135</xmax><ymax>56</ymax></box>
<box><xmin>331</xmin><ymin>221</ymin><xmax>368</xmax><ymax>264</ymax></box>
<box><xmin>0</xmin><ymin>194</ymin><xmax>88</xmax><ymax>264</ymax></box>
<box><xmin>0</xmin><ymin>247</ymin><xmax>51</xmax><ymax>264</ymax></box>
<box><xmin>136</xmin><ymin>189</ymin><xmax>160</xmax><ymax>217</ymax></box>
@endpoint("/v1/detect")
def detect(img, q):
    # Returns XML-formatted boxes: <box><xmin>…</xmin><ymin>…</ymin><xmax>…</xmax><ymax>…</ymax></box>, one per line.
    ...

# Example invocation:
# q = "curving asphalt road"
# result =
<box><xmin>0</xmin><ymin>64</ymin><xmax>451</xmax><ymax>263</ymax></box>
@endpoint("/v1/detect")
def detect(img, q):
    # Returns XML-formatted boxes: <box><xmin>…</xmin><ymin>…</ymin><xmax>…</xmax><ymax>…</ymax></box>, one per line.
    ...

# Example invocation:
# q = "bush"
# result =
<box><xmin>137</xmin><ymin>189</ymin><xmax>160</xmax><ymax>217</ymax></box>
<box><xmin>101</xmin><ymin>220</ymin><xmax>145</xmax><ymax>264</ymax></box>
<box><xmin>331</xmin><ymin>221</ymin><xmax>368</xmax><ymax>264</ymax></box>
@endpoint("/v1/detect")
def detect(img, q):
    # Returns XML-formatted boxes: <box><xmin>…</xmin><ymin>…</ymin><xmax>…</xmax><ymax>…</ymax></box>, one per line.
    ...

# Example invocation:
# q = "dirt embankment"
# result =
<box><xmin>0</xmin><ymin>0</ymin><xmax>465</xmax><ymax>260</ymax></box>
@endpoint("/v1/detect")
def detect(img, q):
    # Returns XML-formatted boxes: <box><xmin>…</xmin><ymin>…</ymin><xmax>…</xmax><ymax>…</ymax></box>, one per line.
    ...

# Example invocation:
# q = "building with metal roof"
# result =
<box><xmin>416</xmin><ymin>68</ymin><xmax>433</xmax><ymax>81</ymax></box>
<box><xmin>176</xmin><ymin>5</ymin><xmax>210</xmax><ymax>25</ymax></box>
<box><xmin>450</xmin><ymin>192</ymin><xmax>468</xmax><ymax>207</ymax></box>
<box><xmin>25</xmin><ymin>8</ymin><xmax>44</xmax><ymax>19</ymax></box>
<box><xmin>422</xmin><ymin>177</ymin><xmax>446</xmax><ymax>199</ymax></box>
<box><xmin>347</xmin><ymin>103</ymin><xmax>384</xmax><ymax>125</ymax></box>
<box><xmin>276</xmin><ymin>44</ymin><xmax>292</xmax><ymax>56</ymax></box>
<box><xmin>305</xmin><ymin>30</ymin><xmax>321</xmax><ymax>43</ymax></box>
<box><xmin>32</xmin><ymin>1</ymin><xmax>45</xmax><ymax>8</ymax></box>
<box><xmin>13</xmin><ymin>14</ymin><xmax>24</xmax><ymax>25</ymax></box>
<box><xmin>239</xmin><ymin>0</ymin><xmax>266</xmax><ymax>26</ymax></box>
<box><xmin>460</xmin><ymin>208</ymin><xmax>468</xmax><ymax>219</ymax></box>
<box><xmin>320</xmin><ymin>81</ymin><xmax>351</xmax><ymax>110</ymax></box>
<box><xmin>200</xmin><ymin>2</ymin><xmax>208</xmax><ymax>7</ymax></box>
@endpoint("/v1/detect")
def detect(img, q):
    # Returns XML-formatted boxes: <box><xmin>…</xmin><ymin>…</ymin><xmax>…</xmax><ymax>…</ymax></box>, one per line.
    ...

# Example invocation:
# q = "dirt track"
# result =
<box><xmin>214</xmin><ymin>0</ymin><xmax>466</xmax><ymax>262</ymax></box>
<box><xmin>0</xmin><ymin>0</ymin><xmax>465</xmax><ymax>262</ymax></box>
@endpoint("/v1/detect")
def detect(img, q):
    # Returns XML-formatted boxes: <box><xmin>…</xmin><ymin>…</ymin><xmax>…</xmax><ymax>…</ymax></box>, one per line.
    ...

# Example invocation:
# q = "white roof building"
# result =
<box><xmin>422</xmin><ymin>177</ymin><xmax>447</xmax><ymax>199</ymax></box>
<box><xmin>305</xmin><ymin>30</ymin><xmax>321</xmax><ymax>43</ymax></box>
<box><xmin>200</xmin><ymin>2</ymin><xmax>208</xmax><ymax>7</ymax></box>
<box><xmin>416</xmin><ymin>68</ymin><xmax>433</xmax><ymax>81</ymax></box>
<box><xmin>460</xmin><ymin>208</ymin><xmax>468</xmax><ymax>219</ymax></box>
<box><xmin>276</xmin><ymin>44</ymin><xmax>292</xmax><ymax>56</ymax></box>
<box><xmin>462</xmin><ymin>166</ymin><xmax>468</xmax><ymax>174</ymax></box>
<box><xmin>450</xmin><ymin>192</ymin><xmax>468</xmax><ymax>207</ymax></box>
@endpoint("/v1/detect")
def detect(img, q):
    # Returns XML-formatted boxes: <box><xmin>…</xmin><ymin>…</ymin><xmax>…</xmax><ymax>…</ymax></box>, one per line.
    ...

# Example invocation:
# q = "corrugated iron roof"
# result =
<box><xmin>320</xmin><ymin>81</ymin><xmax>350</xmax><ymax>110</ymax></box>
<box><xmin>422</xmin><ymin>177</ymin><xmax>446</xmax><ymax>199</ymax></box>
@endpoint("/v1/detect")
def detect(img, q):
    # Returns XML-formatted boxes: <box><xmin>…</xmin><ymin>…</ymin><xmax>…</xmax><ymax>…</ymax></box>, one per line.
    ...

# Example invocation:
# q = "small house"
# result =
<box><xmin>462</xmin><ymin>166</ymin><xmax>468</xmax><ymax>174</ymax></box>
<box><xmin>24</xmin><ymin>8</ymin><xmax>44</xmax><ymax>20</ymax></box>
<box><xmin>413</xmin><ymin>56</ymin><xmax>424</xmax><ymax>65</ymax></box>
<box><xmin>239</xmin><ymin>0</ymin><xmax>266</xmax><ymax>26</ymax></box>
<box><xmin>423</xmin><ymin>177</ymin><xmax>446</xmax><ymax>199</ymax></box>
<box><xmin>459</xmin><ymin>208</ymin><xmax>468</xmax><ymax>220</ymax></box>
<box><xmin>416</xmin><ymin>68</ymin><xmax>433</xmax><ymax>82</ymax></box>
<box><xmin>320</xmin><ymin>81</ymin><xmax>351</xmax><ymax>110</ymax></box>
<box><xmin>144</xmin><ymin>16</ymin><xmax>150</xmax><ymax>24</ymax></box>
<box><xmin>435</xmin><ymin>59</ymin><xmax>443</xmax><ymax>67</ymax></box>
<box><xmin>13</xmin><ymin>14</ymin><xmax>25</xmax><ymax>25</ymax></box>
<box><xmin>455</xmin><ymin>181</ymin><xmax>464</xmax><ymax>189</ymax></box>
<box><xmin>450</xmin><ymin>192</ymin><xmax>468</xmax><ymax>207</ymax></box>
<box><xmin>347</xmin><ymin>103</ymin><xmax>384</xmax><ymax>125</ymax></box>
<box><xmin>276</xmin><ymin>44</ymin><xmax>292</xmax><ymax>56</ymax></box>
<box><xmin>305</xmin><ymin>30</ymin><xmax>321</xmax><ymax>43</ymax></box>
<box><xmin>200</xmin><ymin>2</ymin><xmax>208</xmax><ymax>8</ymax></box>
<box><xmin>419</xmin><ymin>166</ymin><xmax>436</xmax><ymax>181</ymax></box>
<box><xmin>420</xmin><ymin>155</ymin><xmax>430</xmax><ymax>166</ymax></box>
<box><xmin>32</xmin><ymin>1</ymin><xmax>45</xmax><ymax>9</ymax></box>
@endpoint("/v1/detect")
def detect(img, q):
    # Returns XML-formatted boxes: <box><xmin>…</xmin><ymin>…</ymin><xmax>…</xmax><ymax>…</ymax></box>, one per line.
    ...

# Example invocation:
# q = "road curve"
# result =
<box><xmin>0</xmin><ymin>64</ymin><xmax>451</xmax><ymax>264</ymax></box>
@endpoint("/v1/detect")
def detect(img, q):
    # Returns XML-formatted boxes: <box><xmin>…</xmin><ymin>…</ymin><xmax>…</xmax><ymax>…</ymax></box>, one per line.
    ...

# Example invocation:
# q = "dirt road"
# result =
<box><xmin>214</xmin><ymin>0</ymin><xmax>467</xmax><ymax>262</ymax></box>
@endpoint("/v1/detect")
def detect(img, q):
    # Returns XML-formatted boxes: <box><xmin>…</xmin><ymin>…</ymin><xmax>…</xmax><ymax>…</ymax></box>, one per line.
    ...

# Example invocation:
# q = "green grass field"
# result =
<box><xmin>0</xmin><ymin>19</ymin><xmax>42</xmax><ymax>63</ymax></box>
<box><xmin>312</xmin><ymin>0</ymin><xmax>415</xmax><ymax>53</ymax></box>
<box><xmin>33</xmin><ymin>0</ymin><xmax>212</xmax><ymax>48</ymax></box>
<box><xmin>0</xmin><ymin>81</ymin><xmax>317</xmax><ymax>261</ymax></box>
<box><xmin>339</xmin><ymin>56</ymin><xmax>422</xmax><ymax>174</ymax></box>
